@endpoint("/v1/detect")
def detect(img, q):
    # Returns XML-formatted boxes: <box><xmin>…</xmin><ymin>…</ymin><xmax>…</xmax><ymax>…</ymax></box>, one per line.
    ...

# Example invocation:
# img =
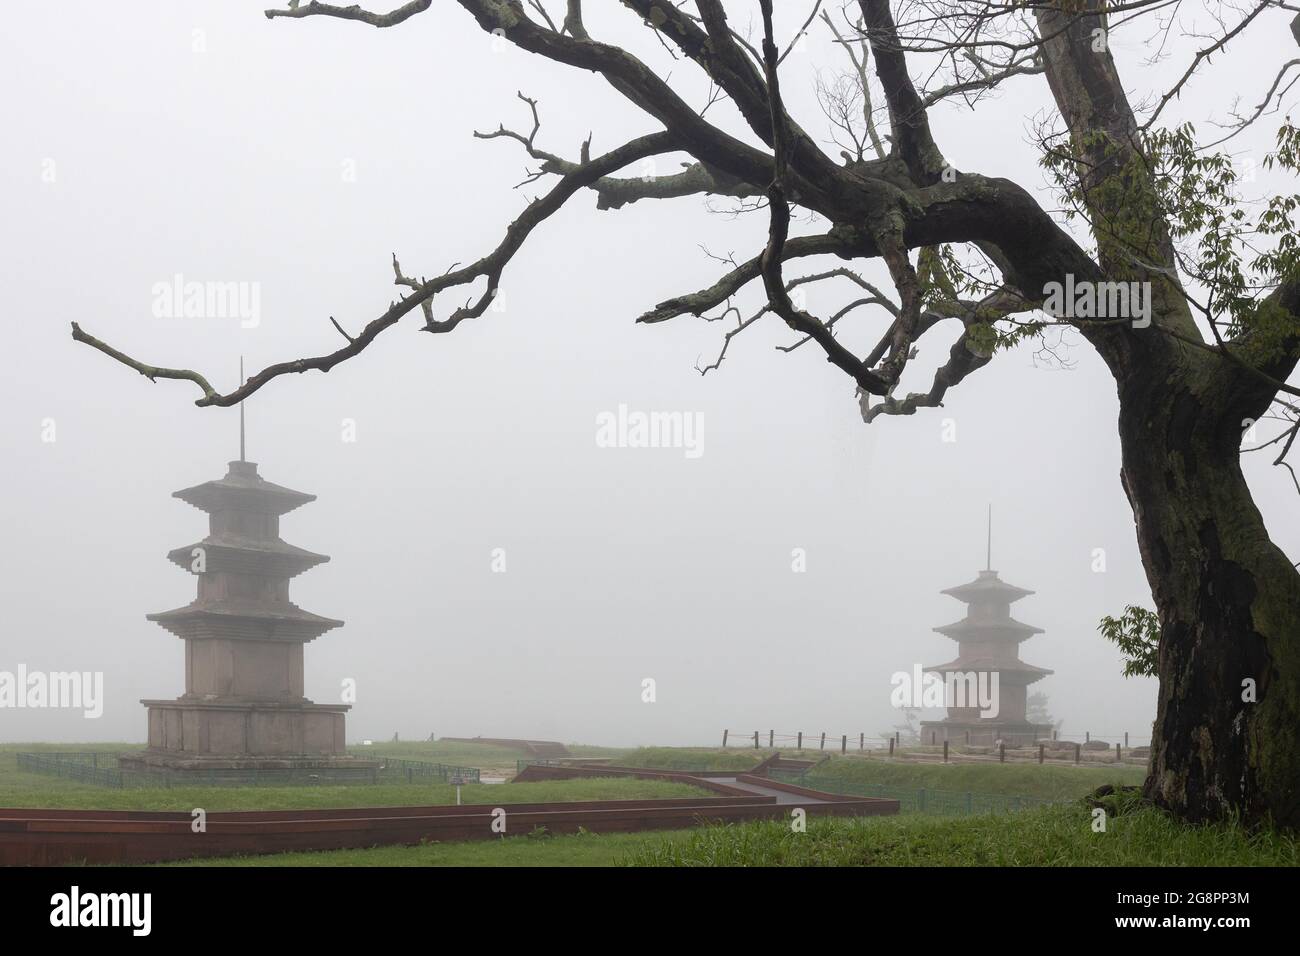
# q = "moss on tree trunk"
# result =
<box><xmin>1118</xmin><ymin>349</ymin><xmax>1300</xmax><ymax>828</ymax></box>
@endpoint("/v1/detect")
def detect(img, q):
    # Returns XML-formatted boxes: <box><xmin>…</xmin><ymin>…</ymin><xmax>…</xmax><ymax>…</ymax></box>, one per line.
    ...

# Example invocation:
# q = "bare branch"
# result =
<box><xmin>760</xmin><ymin>0</ymin><xmax>891</xmax><ymax>394</ymax></box>
<box><xmin>1140</xmin><ymin>1</ymin><xmax>1272</xmax><ymax>132</ymax></box>
<box><xmin>329</xmin><ymin>316</ymin><xmax>356</xmax><ymax>343</ymax></box>
<box><xmin>264</xmin><ymin>0</ymin><xmax>432</xmax><ymax>28</ymax></box>
<box><xmin>72</xmin><ymin>132</ymin><xmax>674</xmax><ymax>406</ymax></box>
<box><xmin>70</xmin><ymin>323</ymin><xmax>219</xmax><ymax>402</ymax></box>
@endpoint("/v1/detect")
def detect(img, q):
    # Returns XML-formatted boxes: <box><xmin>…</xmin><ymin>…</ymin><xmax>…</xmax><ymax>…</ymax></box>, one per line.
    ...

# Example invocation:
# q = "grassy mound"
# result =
<box><xmin>617</xmin><ymin>747</ymin><xmax>764</xmax><ymax>771</ymax></box>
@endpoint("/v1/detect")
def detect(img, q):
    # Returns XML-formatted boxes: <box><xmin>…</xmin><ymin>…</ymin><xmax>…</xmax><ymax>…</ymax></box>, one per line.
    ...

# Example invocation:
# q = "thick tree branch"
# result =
<box><xmin>636</xmin><ymin>232</ymin><xmax>869</xmax><ymax>324</ymax></box>
<box><xmin>760</xmin><ymin>0</ymin><xmax>891</xmax><ymax>394</ymax></box>
<box><xmin>858</xmin><ymin>0</ymin><xmax>946</xmax><ymax>181</ymax></box>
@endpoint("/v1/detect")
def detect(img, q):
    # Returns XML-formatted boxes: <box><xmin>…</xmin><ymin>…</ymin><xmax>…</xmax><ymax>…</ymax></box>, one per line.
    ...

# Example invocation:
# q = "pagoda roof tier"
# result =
<box><xmin>941</xmin><ymin>570</ymin><xmax>1034</xmax><ymax>604</ymax></box>
<box><xmin>173</xmin><ymin>461</ymin><xmax>315</xmax><ymax>516</ymax></box>
<box><xmin>933</xmin><ymin>616</ymin><xmax>1045</xmax><ymax>640</ymax></box>
<box><xmin>166</xmin><ymin>536</ymin><xmax>329</xmax><ymax>578</ymax></box>
<box><xmin>924</xmin><ymin>657</ymin><xmax>1053</xmax><ymax>681</ymax></box>
<box><xmin>147</xmin><ymin>601</ymin><xmax>343</xmax><ymax>643</ymax></box>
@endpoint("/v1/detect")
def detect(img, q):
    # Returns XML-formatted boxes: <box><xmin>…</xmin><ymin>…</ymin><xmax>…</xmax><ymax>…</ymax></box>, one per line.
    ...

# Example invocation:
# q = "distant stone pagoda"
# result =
<box><xmin>920</xmin><ymin>521</ymin><xmax>1053</xmax><ymax>746</ymax></box>
<box><xmin>122</xmin><ymin>436</ymin><xmax>373</xmax><ymax>774</ymax></box>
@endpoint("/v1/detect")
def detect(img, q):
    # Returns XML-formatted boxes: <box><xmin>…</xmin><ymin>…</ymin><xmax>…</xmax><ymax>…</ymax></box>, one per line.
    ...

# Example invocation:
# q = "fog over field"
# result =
<box><xmin>2</xmin><ymin>2</ymin><xmax>1294</xmax><ymax>749</ymax></box>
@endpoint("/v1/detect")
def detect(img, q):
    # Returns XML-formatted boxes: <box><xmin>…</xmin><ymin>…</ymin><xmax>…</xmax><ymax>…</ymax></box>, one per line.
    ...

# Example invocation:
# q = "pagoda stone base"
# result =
<box><xmin>920</xmin><ymin>720</ymin><xmax>1052</xmax><ymax>747</ymax></box>
<box><xmin>122</xmin><ymin>698</ymin><xmax>376</xmax><ymax>772</ymax></box>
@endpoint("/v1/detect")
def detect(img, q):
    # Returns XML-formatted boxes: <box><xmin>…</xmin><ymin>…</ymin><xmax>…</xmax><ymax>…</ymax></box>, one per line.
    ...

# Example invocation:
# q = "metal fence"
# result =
<box><xmin>517</xmin><ymin>758</ymin><xmax>563</xmax><ymax>772</ymax></box>
<box><xmin>371</xmin><ymin>756</ymin><xmax>481</xmax><ymax>784</ymax></box>
<box><xmin>16</xmin><ymin>752</ymin><xmax>133</xmax><ymax>788</ymax></box>
<box><xmin>723</xmin><ymin>729</ymin><xmax>1153</xmax><ymax>750</ymax></box>
<box><xmin>16</xmin><ymin>751</ymin><xmax>480</xmax><ymax>789</ymax></box>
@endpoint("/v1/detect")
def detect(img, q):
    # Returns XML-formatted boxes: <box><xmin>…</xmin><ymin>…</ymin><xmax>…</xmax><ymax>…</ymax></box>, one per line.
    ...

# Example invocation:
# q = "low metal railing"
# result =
<box><xmin>16</xmin><ymin>751</ymin><xmax>481</xmax><ymax>789</ymax></box>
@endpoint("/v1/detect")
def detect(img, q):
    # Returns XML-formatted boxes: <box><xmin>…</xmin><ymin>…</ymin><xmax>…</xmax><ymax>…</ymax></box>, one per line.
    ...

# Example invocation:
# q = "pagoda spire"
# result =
<box><xmin>239</xmin><ymin>356</ymin><xmax>246</xmax><ymax>463</ymax></box>
<box><xmin>985</xmin><ymin>503</ymin><xmax>992</xmax><ymax>571</ymax></box>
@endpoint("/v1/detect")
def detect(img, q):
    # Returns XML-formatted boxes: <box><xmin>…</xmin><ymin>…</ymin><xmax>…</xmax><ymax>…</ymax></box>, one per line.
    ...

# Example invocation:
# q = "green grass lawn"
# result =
<box><xmin>0</xmin><ymin>746</ymin><xmax>709</xmax><ymax>812</ymax></box>
<box><xmin>0</xmin><ymin>744</ymin><xmax>1143</xmax><ymax>811</ymax></box>
<box><xmin>627</xmin><ymin>805</ymin><xmax>1300</xmax><ymax>867</ymax></box>
<box><xmin>345</xmin><ymin>739</ymin><xmax>627</xmax><ymax>774</ymax></box>
<box><xmin>615</xmin><ymin>747</ymin><xmax>1146</xmax><ymax>801</ymax></box>
<box><xmin>0</xmin><ymin>740</ymin><xmax>630</xmax><ymax>786</ymax></box>
<box><xmin>0</xmin><ymin>778</ymin><xmax>711</xmax><ymax>813</ymax></box>
<box><xmin>802</xmin><ymin>754</ymin><xmax>1148</xmax><ymax>800</ymax></box>
<box><xmin>160</xmin><ymin>829</ymin><xmax>695</xmax><ymax>867</ymax></box>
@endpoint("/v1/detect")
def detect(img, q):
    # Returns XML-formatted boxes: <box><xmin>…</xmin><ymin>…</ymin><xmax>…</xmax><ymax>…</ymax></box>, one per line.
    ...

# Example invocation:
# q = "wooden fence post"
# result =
<box><xmin>999</xmin><ymin>742</ymin><xmax>1005</xmax><ymax>763</ymax></box>
<box><xmin>1038</xmin><ymin>744</ymin><xmax>1044</xmax><ymax>764</ymax></box>
<box><xmin>753</xmin><ymin>731</ymin><xmax>759</xmax><ymax>749</ymax></box>
<box><xmin>722</xmin><ymin>729</ymin><xmax>728</xmax><ymax>748</ymax></box>
<box><xmin>819</xmin><ymin>732</ymin><xmax>826</xmax><ymax>751</ymax></box>
<box><xmin>943</xmin><ymin>740</ymin><xmax>949</xmax><ymax>763</ymax></box>
<box><xmin>769</xmin><ymin>730</ymin><xmax>774</xmax><ymax>748</ymax></box>
<box><xmin>1086</xmin><ymin>731</ymin><xmax>1090</xmax><ymax>743</ymax></box>
<box><xmin>1075</xmin><ymin>743</ymin><xmax>1081</xmax><ymax>765</ymax></box>
<box><xmin>841</xmin><ymin>734</ymin><xmax>847</xmax><ymax>754</ymax></box>
<box><xmin>859</xmin><ymin>732</ymin><xmax>865</xmax><ymax>751</ymax></box>
<box><xmin>1124</xmin><ymin>731</ymin><xmax>1129</xmax><ymax>747</ymax></box>
<box><xmin>797</xmin><ymin>731</ymin><xmax>803</xmax><ymax>750</ymax></box>
<box><xmin>1115</xmin><ymin>742</ymin><xmax>1121</xmax><ymax>763</ymax></box>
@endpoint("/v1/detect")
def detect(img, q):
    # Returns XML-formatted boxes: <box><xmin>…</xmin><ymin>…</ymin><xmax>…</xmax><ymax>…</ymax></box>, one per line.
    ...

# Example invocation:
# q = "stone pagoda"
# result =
<box><xmin>122</xmin><ymin>421</ymin><xmax>371</xmax><ymax>774</ymax></box>
<box><xmin>920</xmin><ymin>517</ymin><xmax>1053</xmax><ymax>747</ymax></box>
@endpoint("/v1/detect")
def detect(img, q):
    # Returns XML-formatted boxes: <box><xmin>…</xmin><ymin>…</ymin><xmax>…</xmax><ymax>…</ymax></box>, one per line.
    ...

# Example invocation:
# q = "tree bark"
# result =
<box><xmin>1116</xmin><ymin>345</ymin><xmax>1300</xmax><ymax>828</ymax></box>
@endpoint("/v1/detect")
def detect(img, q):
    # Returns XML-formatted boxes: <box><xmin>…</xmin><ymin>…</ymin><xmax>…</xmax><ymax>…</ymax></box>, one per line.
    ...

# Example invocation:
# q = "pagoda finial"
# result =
<box><xmin>985</xmin><ymin>503</ymin><xmax>992</xmax><ymax>571</ymax></box>
<box><xmin>239</xmin><ymin>356</ymin><xmax>246</xmax><ymax>463</ymax></box>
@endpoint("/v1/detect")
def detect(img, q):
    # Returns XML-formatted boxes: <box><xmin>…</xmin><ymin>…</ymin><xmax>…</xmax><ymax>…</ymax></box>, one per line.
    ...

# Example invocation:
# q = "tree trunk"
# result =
<box><xmin>1116</xmin><ymin>351</ymin><xmax>1300</xmax><ymax>828</ymax></box>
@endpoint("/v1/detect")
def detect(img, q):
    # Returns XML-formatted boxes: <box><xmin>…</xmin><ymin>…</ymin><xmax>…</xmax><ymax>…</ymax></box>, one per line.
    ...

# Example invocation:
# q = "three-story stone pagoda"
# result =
<box><xmin>122</xmin><ymin>454</ymin><xmax>372</xmax><ymax>775</ymax></box>
<box><xmin>919</xmin><ymin>562</ymin><xmax>1054</xmax><ymax>748</ymax></box>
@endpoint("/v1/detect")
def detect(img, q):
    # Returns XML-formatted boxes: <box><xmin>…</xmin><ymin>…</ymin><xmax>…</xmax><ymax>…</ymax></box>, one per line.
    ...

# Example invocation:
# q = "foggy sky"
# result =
<box><xmin>4</xmin><ymin>2</ymin><xmax>1296</xmax><ymax>748</ymax></box>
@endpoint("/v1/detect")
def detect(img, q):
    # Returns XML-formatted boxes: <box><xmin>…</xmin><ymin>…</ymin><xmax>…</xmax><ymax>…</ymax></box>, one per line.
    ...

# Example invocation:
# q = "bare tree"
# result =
<box><xmin>72</xmin><ymin>1</ymin><xmax>1300</xmax><ymax>828</ymax></box>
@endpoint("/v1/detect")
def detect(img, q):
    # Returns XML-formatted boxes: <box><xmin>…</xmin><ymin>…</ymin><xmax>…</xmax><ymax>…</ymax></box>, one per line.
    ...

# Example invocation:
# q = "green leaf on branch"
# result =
<box><xmin>1098</xmin><ymin>605</ymin><xmax>1160</xmax><ymax>679</ymax></box>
